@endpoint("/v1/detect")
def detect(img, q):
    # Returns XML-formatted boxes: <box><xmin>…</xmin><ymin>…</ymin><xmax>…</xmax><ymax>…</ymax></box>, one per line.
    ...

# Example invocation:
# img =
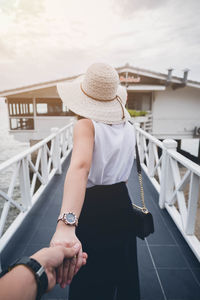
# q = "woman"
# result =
<box><xmin>50</xmin><ymin>63</ymin><xmax>141</xmax><ymax>300</ymax></box>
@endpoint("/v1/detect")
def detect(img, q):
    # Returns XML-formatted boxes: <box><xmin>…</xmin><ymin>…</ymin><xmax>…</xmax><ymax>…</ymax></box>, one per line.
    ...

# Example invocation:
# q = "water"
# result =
<box><xmin>0</xmin><ymin>100</ymin><xmax>29</xmax><ymax>164</ymax></box>
<box><xmin>0</xmin><ymin>100</ymin><xmax>29</xmax><ymax>233</ymax></box>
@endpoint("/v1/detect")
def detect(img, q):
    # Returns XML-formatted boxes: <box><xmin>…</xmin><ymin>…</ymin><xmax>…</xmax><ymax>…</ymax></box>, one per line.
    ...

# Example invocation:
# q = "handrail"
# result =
<box><xmin>134</xmin><ymin>125</ymin><xmax>164</xmax><ymax>149</ymax></box>
<box><xmin>0</xmin><ymin>121</ymin><xmax>74</xmax><ymax>259</ymax></box>
<box><xmin>134</xmin><ymin>123</ymin><xmax>200</xmax><ymax>262</ymax></box>
<box><xmin>0</xmin><ymin>123</ymin><xmax>73</xmax><ymax>172</ymax></box>
<box><xmin>168</xmin><ymin>150</ymin><xmax>200</xmax><ymax>177</ymax></box>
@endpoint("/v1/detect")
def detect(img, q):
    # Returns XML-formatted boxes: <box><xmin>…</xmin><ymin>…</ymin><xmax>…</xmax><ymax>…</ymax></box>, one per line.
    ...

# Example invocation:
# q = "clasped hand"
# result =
<box><xmin>50</xmin><ymin>221</ymin><xmax>86</xmax><ymax>288</ymax></box>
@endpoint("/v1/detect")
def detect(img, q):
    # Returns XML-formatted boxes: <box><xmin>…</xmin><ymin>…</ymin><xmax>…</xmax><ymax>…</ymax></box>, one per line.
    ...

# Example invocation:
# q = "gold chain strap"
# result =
<box><xmin>132</xmin><ymin>156</ymin><xmax>149</xmax><ymax>214</ymax></box>
<box><xmin>128</xmin><ymin>120</ymin><xmax>149</xmax><ymax>214</ymax></box>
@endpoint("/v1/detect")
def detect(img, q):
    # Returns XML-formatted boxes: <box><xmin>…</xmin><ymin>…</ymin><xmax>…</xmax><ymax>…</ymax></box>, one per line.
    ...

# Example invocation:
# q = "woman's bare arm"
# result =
<box><xmin>59</xmin><ymin>118</ymin><xmax>94</xmax><ymax>216</ymax></box>
<box><xmin>50</xmin><ymin>118</ymin><xmax>94</xmax><ymax>287</ymax></box>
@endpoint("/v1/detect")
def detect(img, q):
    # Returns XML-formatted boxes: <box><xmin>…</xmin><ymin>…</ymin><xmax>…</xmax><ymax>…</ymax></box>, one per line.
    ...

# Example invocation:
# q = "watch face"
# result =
<box><xmin>65</xmin><ymin>213</ymin><xmax>76</xmax><ymax>224</ymax></box>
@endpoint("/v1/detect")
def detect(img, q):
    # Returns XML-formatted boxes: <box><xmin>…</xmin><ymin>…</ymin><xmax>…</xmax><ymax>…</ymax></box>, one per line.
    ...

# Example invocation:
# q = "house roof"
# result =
<box><xmin>0</xmin><ymin>64</ymin><xmax>199</xmax><ymax>97</ymax></box>
<box><xmin>116</xmin><ymin>64</ymin><xmax>200</xmax><ymax>88</ymax></box>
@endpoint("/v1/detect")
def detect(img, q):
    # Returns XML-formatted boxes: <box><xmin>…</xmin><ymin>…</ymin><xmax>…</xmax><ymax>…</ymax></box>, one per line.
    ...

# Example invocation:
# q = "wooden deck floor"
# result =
<box><xmin>1</xmin><ymin>154</ymin><xmax>200</xmax><ymax>300</ymax></box>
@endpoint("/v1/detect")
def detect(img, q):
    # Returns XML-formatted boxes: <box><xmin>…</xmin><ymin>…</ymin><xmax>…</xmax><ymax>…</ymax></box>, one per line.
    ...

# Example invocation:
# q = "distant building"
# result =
<box><xmin>117</xmin><ymin>64</ymin><xmax>200</xmax><ymax>141</ymax></box>
<box><xmin>0</xmin><ymin>64</ymin><xmax>200</xmax><ymax>145</ymax></box>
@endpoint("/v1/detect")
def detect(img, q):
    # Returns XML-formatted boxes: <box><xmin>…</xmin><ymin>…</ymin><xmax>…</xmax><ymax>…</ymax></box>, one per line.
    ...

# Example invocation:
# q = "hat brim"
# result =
<box><xmin>57</xmin><ymin>80</ymin><xmax>131</xmax><ymax>125</ymax></box>
<box><xmin>117</xmin><ymin>85</ymin><xmax>128</xmax><ymax>105</ymax></box>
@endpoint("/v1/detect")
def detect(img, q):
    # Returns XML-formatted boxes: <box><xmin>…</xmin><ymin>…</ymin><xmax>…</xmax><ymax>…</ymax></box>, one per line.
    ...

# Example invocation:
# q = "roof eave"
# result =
<box><xmin>0</xmin><ymin>74</ymin><xmax>82</xmax><ymax>97</ymax></box>
<box><xmin>0</xmin><ymin>64</ymin><xmax>200</xmax><ymax>96</ymax></box>
<box><xmin>116</xmin><ymin>65</ymin><xmax>200</xmax><ymax>88</ymax></box>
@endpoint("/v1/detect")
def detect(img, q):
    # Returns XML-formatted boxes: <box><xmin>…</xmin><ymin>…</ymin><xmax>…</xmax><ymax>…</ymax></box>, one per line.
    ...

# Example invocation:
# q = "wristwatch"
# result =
<box><xmin>8</xmin><ymin>257</ymin><xmax>48</xmax><ymax>300</ymax></box>
<box><xmin>57</xmin><ymin>212</ymin><xmax>78</xmax><ymax>226</ymax></box>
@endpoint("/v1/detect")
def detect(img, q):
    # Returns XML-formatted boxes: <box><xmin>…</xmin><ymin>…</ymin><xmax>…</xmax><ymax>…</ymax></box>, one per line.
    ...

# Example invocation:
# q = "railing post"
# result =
<box><xmin>51</xmin><ymin>127</ymin><xmax>62</xmax><ymax>175</ymax></box>
<box><xmin>19</xmin><ymin>157</ymin><xmax>31</xmax><ymax>210</ymax></box>
<box><xmin>159</xmin><ymin>139</ymin><xmax>177</xmax><ymax>209</ymax></box>
<box><xmin>134</xmin><ymin>122</ymin><xmax>140</xmax><ymax>156</ymax></box>
<box><xmin>69</xmin><ymin>122</ymin><xmax>74</xmax><ymax>148</ymax></box>
<box><xmin>148</xmin><ymin>141</ymin><xmax>154</xmax><ymax>177</ymax></box>
<box><xmin>41</xmin><ymin>144</ymin><xmax>48</xmax><ymax>184</ymax></box>
<box><xmin>139</xmin><ymin>135</ymin><xmax>145</xmax><ymax>163</ymax></box>
<box><xmin>185</xmin><ymin>173</ymin><xmax>200</xmax><ymax>234</ymax></box>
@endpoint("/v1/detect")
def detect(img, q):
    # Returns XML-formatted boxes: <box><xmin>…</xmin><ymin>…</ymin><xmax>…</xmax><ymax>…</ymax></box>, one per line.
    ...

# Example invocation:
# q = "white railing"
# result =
<box><xmin>134</xmin><ymin>123</ymin><xmax>200</xmax><ymax>262</ymax></box>
<box><xmin>0</xmin><ymin>121</ymin><xmax>74</xmax><ymax>257</ymax></box>
<box><xmin>1</xmin><ymin>120</ymin><xmax>199</xmax><ymax>264</ymax></box>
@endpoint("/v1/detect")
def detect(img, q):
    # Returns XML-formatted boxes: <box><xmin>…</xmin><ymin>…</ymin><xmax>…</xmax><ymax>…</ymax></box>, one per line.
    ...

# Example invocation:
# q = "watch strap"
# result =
<box><xmin>9</xmin><ymin>257</ymin><xmax>48</xmax><ymax>300</ymax></box>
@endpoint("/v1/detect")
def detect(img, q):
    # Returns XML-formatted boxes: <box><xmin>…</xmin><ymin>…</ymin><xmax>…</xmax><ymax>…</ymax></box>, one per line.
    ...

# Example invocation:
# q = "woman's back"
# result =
<box><xmin>87</xmin><ymin>119</ymin><xmax>136</xmax><ymax>187</ymax></box>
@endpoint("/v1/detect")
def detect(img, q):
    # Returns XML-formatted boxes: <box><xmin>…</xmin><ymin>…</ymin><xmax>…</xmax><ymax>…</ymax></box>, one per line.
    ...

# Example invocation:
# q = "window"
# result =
<box><xmin>10</xmin><ymin>118</ymin><xmax>34</xmax><ymax>130</ymax></box>
<box><xmin>127</xmin><ymin>92</ymin><xmax>152</xmax><ymax>111</ymax></box>
<box><xmin>36</xmin><ymin>103</ymin><xmax>48</xmax><ymax>114</ymax></box>
<box><xmin>36</xmin><ymin>98</ymin><xmax>74</xmax><ymax>116</ymax></box>
<box><xmin>8</xmin><ymin>99</ymin><xmax>33</xmax><ymax>116</ymax></box>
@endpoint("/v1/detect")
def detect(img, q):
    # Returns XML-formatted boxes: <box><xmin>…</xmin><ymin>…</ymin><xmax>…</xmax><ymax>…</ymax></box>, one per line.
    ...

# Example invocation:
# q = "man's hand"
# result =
<box><xmin>31</xmin><ymin>244</ymin><xmax>87</xmax><ymax>291</ymax></box>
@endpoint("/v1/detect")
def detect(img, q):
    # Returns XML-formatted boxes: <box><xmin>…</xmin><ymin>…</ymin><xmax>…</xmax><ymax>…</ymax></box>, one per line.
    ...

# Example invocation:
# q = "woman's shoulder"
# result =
<box><xmin>74</xmin><ymin>118</ymin><xmax>95</xmax><ymax>136</ymax></box>
<box><xmin>75</xmin><ymin>118</ymin><xmax>94</xmax><ymax>126</ymax></box>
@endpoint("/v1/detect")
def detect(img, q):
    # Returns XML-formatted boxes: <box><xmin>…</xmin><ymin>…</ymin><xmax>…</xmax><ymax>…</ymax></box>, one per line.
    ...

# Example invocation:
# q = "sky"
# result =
<box><xmin>0</xmin><ymin>0</ymin><xmax>200</xmax><ymax>91</ymax></box>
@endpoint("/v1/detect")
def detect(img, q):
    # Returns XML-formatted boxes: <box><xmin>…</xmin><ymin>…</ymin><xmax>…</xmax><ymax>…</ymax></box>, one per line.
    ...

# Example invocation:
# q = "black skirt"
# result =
<box><xmin>69</xmin><ymin>182</ymin><xmax>141</xmax><ymax>300</ymax></box>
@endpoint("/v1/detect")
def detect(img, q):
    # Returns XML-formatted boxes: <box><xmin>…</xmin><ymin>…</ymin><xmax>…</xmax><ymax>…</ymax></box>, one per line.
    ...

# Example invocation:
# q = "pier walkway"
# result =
<box><xmin>1</xmin><ymin>153</ymin><xmax>200</xmax><ymax>300</ymax></box>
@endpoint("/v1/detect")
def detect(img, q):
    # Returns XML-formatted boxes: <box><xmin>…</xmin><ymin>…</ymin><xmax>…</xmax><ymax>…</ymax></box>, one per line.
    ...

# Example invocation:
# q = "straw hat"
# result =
<box><xmin>57</xmin><ymin>63</ymin><xmax>131</xmax><ymax>124</ymax></box>
<box><xmin>117</xmin><ymin>84</ymin><xmax>128</xmax><ymax>105</ymax></box>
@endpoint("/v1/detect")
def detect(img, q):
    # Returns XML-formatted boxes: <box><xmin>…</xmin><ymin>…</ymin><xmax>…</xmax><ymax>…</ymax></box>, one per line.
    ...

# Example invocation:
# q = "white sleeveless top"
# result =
<box><xmin>86</xmin><ymin>119</ymin><xmax>136</xmax><ymax>188</ymax></box>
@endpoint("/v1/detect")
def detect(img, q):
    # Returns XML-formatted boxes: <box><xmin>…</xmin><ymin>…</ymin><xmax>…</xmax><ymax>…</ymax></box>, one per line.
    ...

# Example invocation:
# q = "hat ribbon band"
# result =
<box><xmin>80</xmin><ymin>84</ymin><xmax>125</xmax><ymax>119</ymax></box>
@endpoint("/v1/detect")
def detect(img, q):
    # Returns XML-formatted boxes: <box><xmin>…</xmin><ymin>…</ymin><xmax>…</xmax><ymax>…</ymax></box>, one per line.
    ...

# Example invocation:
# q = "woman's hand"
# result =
<box><xmin>31</xmin><ymin>244</ymin><xmax>84</xmax><ymax>292</ymax></box>
<box><xmin>50</xmin><ymin>221</ymin><xmax>85</xmax><ymax>288</ymax></box>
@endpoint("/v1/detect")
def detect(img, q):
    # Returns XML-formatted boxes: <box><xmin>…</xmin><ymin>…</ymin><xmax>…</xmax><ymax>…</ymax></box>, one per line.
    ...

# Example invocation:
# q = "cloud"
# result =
<box><xmin>0</xmin><ymin>0</ymin><xmax>45</xmax><ymax>17</ymax></box>
<box><xmin>0</xmin><ymin>40</ymin><xmax>16</xmax><ymax>60</ymax></box>
<box><xmin>0</xmin><ymin>47</ymin><xmax>97</xmax><ymax>90</ymax></box>
<box><xmin>0</xmin><ymin>0</ymin><xmax>16</xmax><ymax>14</ymax></box>
<box><xmin>0</xmin><ymin>0</ymin><xmax>199</xmax><ymax>91</ymax></box>
<box><xmin>112</xmin><ymin>0</ymin><xmax>200</xmax><ymax>19</ymax></box>
<box><xmin>112</xmin><ymin>0</ymin><xmax>172</xmax><ymax>17</ymax></box>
